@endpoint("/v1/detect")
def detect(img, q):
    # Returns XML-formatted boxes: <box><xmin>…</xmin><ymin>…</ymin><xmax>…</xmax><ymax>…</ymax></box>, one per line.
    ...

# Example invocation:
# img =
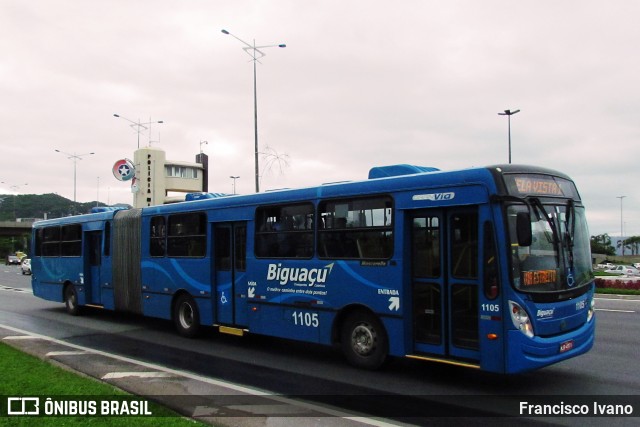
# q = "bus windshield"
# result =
<box><xmin>508</xmin><ymin>201</ymin><xmax>593</xmax><ymax>293</ymax></box>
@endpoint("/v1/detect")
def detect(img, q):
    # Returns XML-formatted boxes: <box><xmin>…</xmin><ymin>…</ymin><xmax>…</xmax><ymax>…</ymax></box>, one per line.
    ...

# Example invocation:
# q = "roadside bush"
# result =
<box><xmin>595</xmin><ymin>277</ymin><xmax>640</xmax><ymax>290</ymax></box>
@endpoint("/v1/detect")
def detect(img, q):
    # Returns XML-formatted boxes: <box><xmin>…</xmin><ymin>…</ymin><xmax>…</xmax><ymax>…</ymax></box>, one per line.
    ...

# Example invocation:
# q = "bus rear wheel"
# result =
<box><xmin>64</xmin><ymin>284</ymin><xmax>80</xmax><ymax>316</ymax></box>
<box><xmin>173</xmin><ymin>294</ymin><xmax>200</xmax><ymax>338</ymax></box>
<box><xmin>341</xmin><ymin>310</ymin><xmax>388</xmax><ymax>370</ymax></box>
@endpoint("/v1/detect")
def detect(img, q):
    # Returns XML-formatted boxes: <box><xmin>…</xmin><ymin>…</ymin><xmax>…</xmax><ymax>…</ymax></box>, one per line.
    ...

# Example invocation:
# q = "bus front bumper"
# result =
<box><xmin>506</xmin><ymin>316</ymin><xmax>595</xmax><ymax>374</ymax></box>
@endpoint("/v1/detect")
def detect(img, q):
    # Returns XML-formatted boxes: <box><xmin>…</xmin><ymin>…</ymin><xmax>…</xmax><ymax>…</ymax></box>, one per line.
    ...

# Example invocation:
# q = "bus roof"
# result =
<box><xmin>33</xmin><ymin>163</ymin><xmax>574</xmax><ymax>224</ymax></box>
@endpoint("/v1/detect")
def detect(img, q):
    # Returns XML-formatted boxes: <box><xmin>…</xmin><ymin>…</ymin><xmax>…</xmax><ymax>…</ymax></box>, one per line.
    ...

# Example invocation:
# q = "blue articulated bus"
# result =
<box><xmin>31</xmin><ymin>164</ymin><xmax>595</xmax><ymax>373</ymax></box>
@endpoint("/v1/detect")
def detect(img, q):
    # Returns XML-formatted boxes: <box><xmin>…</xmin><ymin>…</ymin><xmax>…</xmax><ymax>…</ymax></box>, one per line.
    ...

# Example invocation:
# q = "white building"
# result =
<box><xmin>132</xmin><ymin>146</ymin><xmax>209</xmax><ymax>208</ymax></box>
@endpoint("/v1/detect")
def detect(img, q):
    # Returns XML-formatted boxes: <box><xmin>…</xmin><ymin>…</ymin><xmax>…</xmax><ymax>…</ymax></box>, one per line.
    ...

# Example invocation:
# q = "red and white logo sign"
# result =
<box><xmin>112</xmin><ymin>159</ymin><xmax>135</xmax><ymax>181</ymax></box>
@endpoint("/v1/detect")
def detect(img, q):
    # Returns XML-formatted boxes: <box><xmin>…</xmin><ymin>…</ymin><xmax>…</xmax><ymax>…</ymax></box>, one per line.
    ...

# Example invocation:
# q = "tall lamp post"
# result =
<box><xmin>498</xmin><ymin>109</ymin><xmax>520</xmax><ymax>164</ymax></box>
<box><xmin>55</xmin><ymin>149</ymin><xmax>95</xmax><ymax>203</ymax></box>
<box><xmin>113</xmin><ymin>114</ymin><xmax>164</xmax><ymax>149</ymax></box>
<box><xmin>617</xmin><ymin>195</ymin><xmax>626</xmax><ymax>256</ymax></box>
<box><xmin>222</xmin><ymin>28</ymin><xmax>286</xmax><ymax>193</ymax></box>
<box><xmin>199</xmin><ymin>140</ymin><xmax>208</xmax><ymax>154</ymax></box>
<box><xmin>230</xmin><ymin>176</ymin><xmax>240</xmax><ymax>194</ymax></box>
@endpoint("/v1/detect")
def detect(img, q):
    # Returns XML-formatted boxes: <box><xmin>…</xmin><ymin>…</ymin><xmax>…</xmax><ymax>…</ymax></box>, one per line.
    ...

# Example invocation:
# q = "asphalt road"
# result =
<box><xmin>1</xmin><ymin>267</ymin><xmax>639</xmax><ymax>426</ymax></box>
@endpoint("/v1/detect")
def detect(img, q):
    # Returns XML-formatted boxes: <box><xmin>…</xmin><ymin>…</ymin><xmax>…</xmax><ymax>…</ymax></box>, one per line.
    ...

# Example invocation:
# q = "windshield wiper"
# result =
<box><xmin>565</xmin><ymin>199</ymin><xmax>575</xmax><ymax>249</ymax></box>
<box><xmin>565</xmin><ymin>199</ymin><xmax>576</xmax><ymax>275</ymax></box>
<box><xmin>531</xmin><ymin>198</ymin><xmax>561</xmax><ymax>265</ymax></box>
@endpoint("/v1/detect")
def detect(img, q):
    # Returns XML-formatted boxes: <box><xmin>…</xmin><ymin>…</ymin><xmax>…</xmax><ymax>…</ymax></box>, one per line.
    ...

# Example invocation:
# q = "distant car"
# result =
<box><xmin>604</xmin><ymin>265</ymin><xmax>640</xmax><ymax>276</ymax></box>
<box><xmin>21</xmin><ymin>258</ymin><xmax>31</xmax><ymax>275</ymax></box>
<box><xmin>634</xmin><ymin>263</ymin><xmax>640</xmax><ymax>269</ymax></box>
<box><xmin>6</xmin><ymin>255</ymin><xmax>20</xmax><ymax>265</ymax></box>
<box><xmin>597</xmin><ymin>262</ymin><xmax>616</xmax><ymax>270</ymax></box>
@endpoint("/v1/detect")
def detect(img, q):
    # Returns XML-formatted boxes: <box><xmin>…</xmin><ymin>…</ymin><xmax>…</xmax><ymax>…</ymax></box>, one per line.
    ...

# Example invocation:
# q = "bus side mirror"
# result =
<box><xmin>516</xmin><ymin>212</ymin><xmax>532</xmax><ymax>247</ymax></box>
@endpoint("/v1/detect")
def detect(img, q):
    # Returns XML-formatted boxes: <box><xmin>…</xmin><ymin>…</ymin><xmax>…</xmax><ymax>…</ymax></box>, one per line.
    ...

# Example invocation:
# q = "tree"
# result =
<box><xmin>618</xmin><ymin>235</ymin><xmax>640</xmax><ymax>256</ymax></box>
<box><xmin>591</xmin><ymin>233</ymin><xmax>615</xmax><ymax>256</ymax></box>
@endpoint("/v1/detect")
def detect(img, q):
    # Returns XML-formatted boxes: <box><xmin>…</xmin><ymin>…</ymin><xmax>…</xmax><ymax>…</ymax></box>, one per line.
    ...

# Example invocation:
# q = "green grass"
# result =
<box><xmin>595</xmin><ymin>288</ymin><xmax>640</xmax><ymax>296</ymax></box>
<box><xmin>0</xmin><ymin>342</ymin><xmax>203</xmax><ymax>426</ymax></box>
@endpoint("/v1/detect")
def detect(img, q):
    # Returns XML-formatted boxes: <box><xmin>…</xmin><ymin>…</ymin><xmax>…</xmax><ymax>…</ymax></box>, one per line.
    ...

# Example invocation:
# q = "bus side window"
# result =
<box><xmin>35</xmin><ymin>228</ymin><xmax>44</xmax><ymax>257</ymax></box>
<box><xmin>451</xmin><ymin>213</ymin><xmax>478</xmax><ymax>278</ymax></box>
<box><xmin>60</xmin><ymin>224</ymin><xmax>82</xmax><ymax>257</ymax></box>
<box><xmin>166</xmin><ymin>212</ymin><xmax>206</xmax><ymax>258</ymax></box>
<box><xmin>42</xmin><ymin>226</ymin><xmax>61</xmax><ymax>257</ymax></box>
<box><xmin>255</xmin><ymin>203</ymin><xmax>314</xmax><ymax>259</ymax></box>
<box><xmin>412</xmin><ymin>216</ymin><xmax>440</xmax><ymax>278</ymax></box>
<box><xmin>318</xmin><ymin>196</ymin><xmax>393</xmax><ymax>260</ymax></box>
<box><xmin>235</xmin><ymin>225</ymin><xmax>247</xmax><ymax>271</ymax></box>
<box><xmin>215</xmin><ymin>227</ymin><xmax>231</xmax><ymax>270</ymax></box>
<box><xmin>150</xmin><ymin>216</ymin><xmax>166</xmax><ymax>257</ymax></box>
<box><xmin>88</xmin><ymin>231</ymin><xmax>102</xmax><ymax>266</ymax></box>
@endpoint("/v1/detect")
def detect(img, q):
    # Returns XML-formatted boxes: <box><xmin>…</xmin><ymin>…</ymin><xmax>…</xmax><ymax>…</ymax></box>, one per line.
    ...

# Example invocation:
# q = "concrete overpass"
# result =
<box><xmin>0</xmin><ymin>221</ymin><xmax>33</xmax><ymax>238</ymax></box>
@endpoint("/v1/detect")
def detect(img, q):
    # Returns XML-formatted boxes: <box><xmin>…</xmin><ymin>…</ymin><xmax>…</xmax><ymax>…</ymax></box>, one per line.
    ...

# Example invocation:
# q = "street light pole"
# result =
<box><xmin>55</xmin><ymin>149</ymin><xmax>95</xmax><ymax>203</ymax></box>
<box><xmin>222</xmin><ymin>29</ymin><xmax>286</xmax><ymax>193</ymax></box>
<box><xmin>199</xmin><ymin>140</ymin><xmax>208</xmax><ymax>154</ymax></box>
<box><xmin>230</xmin><ymin>176</ymin><xmax>240</xmax><ymax>194</ymax></box>
<box><xmin>113</xmin><ymin>114</ymin><xmax>164</xmax><ymax>149</ymax></box>
<box><xmin>498</xmin><ymin>109</ymin><xmax>520</xmax><ymax>164</ymax></box>
<box><xmin>617</xmin><ymin>195</ymin><xmax>626</xmax><ymax>256</ymax></box>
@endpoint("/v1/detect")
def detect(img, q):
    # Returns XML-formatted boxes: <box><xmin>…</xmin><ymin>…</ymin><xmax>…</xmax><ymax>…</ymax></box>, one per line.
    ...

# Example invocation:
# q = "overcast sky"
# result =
<box><xmin>1</xmin><ymin>1</ymin><xmax>638</xmax><ymax>238</ymax></box>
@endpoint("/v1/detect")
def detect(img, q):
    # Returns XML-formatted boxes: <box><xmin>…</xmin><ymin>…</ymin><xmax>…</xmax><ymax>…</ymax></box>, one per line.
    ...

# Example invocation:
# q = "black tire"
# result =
<box><xmin>173</xmin><ymin>294</ymin><xmax>200</xmax><ymax>338</ymax></box>
<box><xmin>340</xmin><ymin>310</ymin><xmax>388</xmax><ymax>370</ymax></box>
<box><xmin>64</xmin><ymin>284</ymin><xmax>80</xmax><ymax>316</ymax></box>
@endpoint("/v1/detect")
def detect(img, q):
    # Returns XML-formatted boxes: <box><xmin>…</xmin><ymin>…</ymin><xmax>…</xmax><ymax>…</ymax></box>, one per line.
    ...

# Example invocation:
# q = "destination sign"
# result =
<box><xmin>522</xmin><ymin>269</ymin><xmax>557</xmax><ymax>287</ymax></box>
<box><xmin>515</xmin><ymin>177</ymin><xmax>563</xmax><ymax>196</ymax></box>
<box><xmin>504</xmin><ymin>174</ymin><xmax>579</xmax><ymax>198</ymax></box>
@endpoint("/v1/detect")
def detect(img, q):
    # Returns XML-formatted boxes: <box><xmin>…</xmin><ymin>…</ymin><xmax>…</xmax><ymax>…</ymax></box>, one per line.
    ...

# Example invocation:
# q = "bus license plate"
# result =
<box><xmin>559</xmin><ymin>340</ymin><xmax>574</xmax><ymax>353</ymax></box>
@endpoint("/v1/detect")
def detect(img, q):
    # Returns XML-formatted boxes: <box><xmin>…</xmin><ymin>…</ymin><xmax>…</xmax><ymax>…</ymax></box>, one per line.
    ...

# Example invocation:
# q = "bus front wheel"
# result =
<box><xmin>341</xmin><ymin>310</ymin><xmax>388</xmax><ymax>370</ymax></box>
<box><xmin>64</xmin><ymin>284</ymin><xmax>80</xmax><ymax>316</ymax></box>
<box><xmin>173</xmin><ymin>294</ymin><xmax>200</xmax><ymax>338</ymax></box>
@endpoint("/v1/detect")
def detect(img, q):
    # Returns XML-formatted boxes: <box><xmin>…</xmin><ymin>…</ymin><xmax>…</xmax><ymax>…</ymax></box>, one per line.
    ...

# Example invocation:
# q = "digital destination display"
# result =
<box><xmin>504</xmin><ymin>174</ymin><xmax>578</xmax><ymax>198</ymax></box>
<box><xmin>522</xmin><ymin>269</ymin><xmax>557</xmax><ymax>287</ymax></box>
<box><xmin>514</xmin><ymin>177</ymin><xmax>564</xmax><ymax>196</ymax></box>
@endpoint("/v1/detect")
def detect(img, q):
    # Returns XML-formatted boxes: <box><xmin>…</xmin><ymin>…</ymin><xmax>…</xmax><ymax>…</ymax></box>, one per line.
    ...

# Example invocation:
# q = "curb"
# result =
<box><xmin>0</xmin><ymin>324</ymin><xmax>377</xmax><ymax>427</ymax></box>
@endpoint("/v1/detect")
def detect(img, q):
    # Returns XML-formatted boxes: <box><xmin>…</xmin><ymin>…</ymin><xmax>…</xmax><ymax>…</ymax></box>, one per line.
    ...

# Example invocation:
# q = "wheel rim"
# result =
<box><xmin>179</xmin><ymin>302</ymin><xmax>194</xmax><ymax>329</ymax></box>
<box><xmin>351</xmin><ymin>322</ymin><xmax>377</xmax><ymax>356</ymax></box>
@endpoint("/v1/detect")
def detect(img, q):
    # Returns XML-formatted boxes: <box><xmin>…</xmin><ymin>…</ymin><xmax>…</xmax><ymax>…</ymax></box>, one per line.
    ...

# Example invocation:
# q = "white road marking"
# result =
<box><xmin>3</xmin><ymin>335</ymin><xmax>40</xmax><ymax>340</ymax></box>
<box><xmin>102</xmin><ymin>372</ymin><xmax>175</xmax><ymax>379</ymax></box>
<box><xmin>0</xmin><ymin>285</ymin><xmax>30</xmax><ymax>293</ymax></box>
<box><xmin>46</xmin><ymin>350</ymin><xmax>90</xmax><ymax>356</ymax></box>
<box><xmin>226</xmin><ymin>404</ymin><xmax>309</xmax><ymax>415</ymax></box>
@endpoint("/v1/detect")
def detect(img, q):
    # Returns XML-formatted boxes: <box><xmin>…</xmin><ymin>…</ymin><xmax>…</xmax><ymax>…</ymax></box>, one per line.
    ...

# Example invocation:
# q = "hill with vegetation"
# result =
<box><xmin>0</xmin><ymin>193</ymin><xmax>127</xmax><ymax>221</ymax></box>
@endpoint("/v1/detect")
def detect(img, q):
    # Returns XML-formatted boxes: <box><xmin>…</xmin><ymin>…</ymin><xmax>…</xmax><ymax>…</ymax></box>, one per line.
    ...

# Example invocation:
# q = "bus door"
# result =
<box><xmin>213</xmin><ymin>223</ymin><xmax>248</xmax><ymax>327</ymax></box>
<box><xmin>411</xmin><ymin>209</ymin><xmax>480</xmax><ymax>361</ymax></box>
<box><xmin>84</xmin><ymin>230</ymin><xmax>102</xmax><ymax>305</ymax></box>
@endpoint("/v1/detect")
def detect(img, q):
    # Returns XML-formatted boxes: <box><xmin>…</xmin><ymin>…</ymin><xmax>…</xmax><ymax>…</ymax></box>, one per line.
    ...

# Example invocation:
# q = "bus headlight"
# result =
<box><xmin>587</xmin><ymin>298</ymin><xmax>595</xmax><ymax>322</ymax></box>
<box><xmin>509</xmin><ymin>300</ymin><xmax>534</xmax><ymax>338</ymax></box>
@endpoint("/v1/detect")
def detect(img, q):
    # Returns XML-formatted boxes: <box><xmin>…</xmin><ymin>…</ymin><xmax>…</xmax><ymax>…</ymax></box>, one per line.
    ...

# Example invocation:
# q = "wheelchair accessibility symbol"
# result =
<box><xmin>220</xmin><ymin>292</ymin><xmax>228</xmax><ymax>305</ymax></box>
